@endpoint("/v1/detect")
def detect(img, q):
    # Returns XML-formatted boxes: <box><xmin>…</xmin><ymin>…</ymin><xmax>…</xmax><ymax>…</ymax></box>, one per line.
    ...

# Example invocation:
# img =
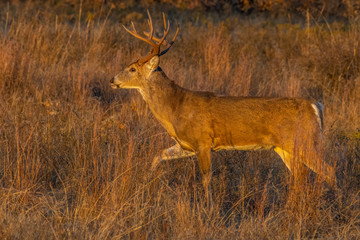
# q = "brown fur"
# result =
<box><xmin>110</xmin><ymin>56</ymin><xmax>336</xmax><ymax>205</ymax></box>
<box><xmin>111</xmin><ymin>12</ymin><xmax>336</xmax><ymax>205</ymax></box>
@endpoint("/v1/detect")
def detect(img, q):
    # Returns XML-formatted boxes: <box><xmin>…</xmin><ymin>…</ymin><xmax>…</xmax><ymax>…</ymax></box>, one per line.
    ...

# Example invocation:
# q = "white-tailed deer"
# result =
<box><xmin>110</xmin><ymin>11</ymin><xmax>336</xmax><ymax>205</ymax></box>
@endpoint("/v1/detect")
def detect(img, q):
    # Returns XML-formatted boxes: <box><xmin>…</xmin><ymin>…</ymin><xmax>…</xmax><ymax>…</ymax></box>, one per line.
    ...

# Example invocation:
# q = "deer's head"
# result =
<box><xmin>110</xmin><ymin>11</ymin><xmax>179</xmax><ymax>90</ymax></box>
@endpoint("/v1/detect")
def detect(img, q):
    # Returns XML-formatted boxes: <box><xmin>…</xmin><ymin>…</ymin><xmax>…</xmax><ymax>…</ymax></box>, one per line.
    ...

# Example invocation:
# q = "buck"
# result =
<box><xmin>110</xmin><ymin>11</ymin><xmax>336</xmax><ymax>205</ymax></box>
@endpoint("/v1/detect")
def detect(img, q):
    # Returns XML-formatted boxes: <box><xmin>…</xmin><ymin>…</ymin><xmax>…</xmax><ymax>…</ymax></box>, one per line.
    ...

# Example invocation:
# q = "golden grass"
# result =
<box><xmin>0</xmin><ymin>1</ymin><xmax>359</xmax><ymax>239</ymax></box>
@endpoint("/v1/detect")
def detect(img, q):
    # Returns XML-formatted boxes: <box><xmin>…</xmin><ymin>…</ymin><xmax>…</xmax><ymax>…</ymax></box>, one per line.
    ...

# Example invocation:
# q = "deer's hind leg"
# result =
<box><xmin>300</xmin><ymin>150</ymin><xmax>336</xmax><ymax>187</ymax></box>
<box><xmin>151</xmin><ymin>143</ymin><xmax>195</xmax><ymax>170</ymax></box>
<box><xmin>274</xmin><ymin>146</ymin><xmax>336</xmax><ymax>187</ymax></box>
<box><xmin>274</xmin><ymin>147</ymin><xmax>307</xmax><ymax>181</ymax></box>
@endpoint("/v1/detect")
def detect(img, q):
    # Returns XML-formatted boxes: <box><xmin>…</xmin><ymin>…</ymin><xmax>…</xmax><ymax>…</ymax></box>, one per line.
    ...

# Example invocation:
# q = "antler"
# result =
<box><xmin>123</xmin><ymin>10</ymin><xmax>180</xmax><ymax>65</ymax></box>
<box><xmin>143</xmin><ymin>12</ymin><xmax>180</xmax><ymax>57</ymax></box>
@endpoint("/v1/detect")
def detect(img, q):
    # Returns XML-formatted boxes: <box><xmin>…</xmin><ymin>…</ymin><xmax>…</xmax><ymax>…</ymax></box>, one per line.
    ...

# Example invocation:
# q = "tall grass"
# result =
<box><xmin>0</xmin><ymin>1</ymin><xmax>359</xmax><ymax>239</ymax></box>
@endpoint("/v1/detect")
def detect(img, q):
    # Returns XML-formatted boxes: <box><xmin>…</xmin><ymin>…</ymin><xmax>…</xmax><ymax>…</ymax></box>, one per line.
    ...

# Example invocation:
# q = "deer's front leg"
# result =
<box><xmin>151</xmin><ymin>144</ymin><xmax>195</xmax><ymax>170</ymax></box>
<box><xmin>196</xmin><ymin>147</ymin><xmax>213</xmax><ymax>207</ymax></box>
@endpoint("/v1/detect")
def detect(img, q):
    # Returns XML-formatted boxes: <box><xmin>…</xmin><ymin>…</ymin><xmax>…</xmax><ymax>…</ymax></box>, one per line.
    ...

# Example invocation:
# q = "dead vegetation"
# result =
<box><xmin>0</xmin><ymin>1</ymin><xmax>359</xmax><ymax>239</ymax></box>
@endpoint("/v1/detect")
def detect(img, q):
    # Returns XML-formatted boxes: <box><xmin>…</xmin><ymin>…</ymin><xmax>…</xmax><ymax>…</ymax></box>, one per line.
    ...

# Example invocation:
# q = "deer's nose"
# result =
<box><xmin>109</xmin><ymin>77</ymin><xmax>114</xmax><ymax>84</ymax></box>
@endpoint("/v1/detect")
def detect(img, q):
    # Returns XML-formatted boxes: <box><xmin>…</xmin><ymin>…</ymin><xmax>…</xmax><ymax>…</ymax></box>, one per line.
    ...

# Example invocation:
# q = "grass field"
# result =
<box><xmin>0</xmin><ymin>1</ymin><xmax>359</xmax><ymax>239</ymax></box>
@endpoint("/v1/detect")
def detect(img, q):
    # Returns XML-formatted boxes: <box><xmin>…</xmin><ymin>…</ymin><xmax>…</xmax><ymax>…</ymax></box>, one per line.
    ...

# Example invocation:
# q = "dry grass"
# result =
<box><xmin>0</xmin><ymin>1</ymin><xmax>359</xmax><ymax>239</ymax></box>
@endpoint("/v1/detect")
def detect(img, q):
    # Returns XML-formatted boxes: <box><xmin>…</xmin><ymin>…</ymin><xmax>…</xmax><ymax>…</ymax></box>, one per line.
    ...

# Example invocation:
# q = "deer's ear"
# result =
<box><xmin>145</xmin><ymin>56</ymin><xmax>159</xmax><ymax>72</ymax></box>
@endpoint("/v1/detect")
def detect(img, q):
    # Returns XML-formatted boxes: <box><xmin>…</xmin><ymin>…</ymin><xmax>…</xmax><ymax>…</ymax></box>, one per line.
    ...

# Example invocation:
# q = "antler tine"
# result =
<box><xmin>131</xmin><ymin>22</ymin><xmax>136</xmax><ymax>32</ymax></box>
<box><xmin>159</xmin><ymin>24</ymin><xmax>180</xmax><ymax>56</ymax></box>
<box><xmin>147</xmin><ymin>19</ymin><xmax>153</xmax><ymax>39</ymax></box>
<box><xmin>172</xmin><ymin>24</ymin><xmax>180</xmax><ymax>42</ymax></box>
<box><xmin>146</xmin><ymin>9</ymin><xmax>154</xmax><ymax>40</ymax></box>
<box><xmin>158</xmin><ymin>20</ymin><xmax>170</xmax><ymax>46</ymax></box>
<box><xmin>162</xmin><ymin>12</ymin><xmax>167</xmax><ymax>29</ymax></box>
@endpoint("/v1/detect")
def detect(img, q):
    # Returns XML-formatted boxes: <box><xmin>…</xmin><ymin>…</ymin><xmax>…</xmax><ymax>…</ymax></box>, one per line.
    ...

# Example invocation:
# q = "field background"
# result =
<box><xmin>0</xmin><ymin>0</ymin><xmax>360</xmax><ymax>239</ymax></box>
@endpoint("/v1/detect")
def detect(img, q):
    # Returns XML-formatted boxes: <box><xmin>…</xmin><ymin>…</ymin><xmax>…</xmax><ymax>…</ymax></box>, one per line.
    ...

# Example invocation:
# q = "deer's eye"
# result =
<box><xmin>129</xmin><ymin>67</ymin><xmax>136</xmax><ymax>72</ymax></box>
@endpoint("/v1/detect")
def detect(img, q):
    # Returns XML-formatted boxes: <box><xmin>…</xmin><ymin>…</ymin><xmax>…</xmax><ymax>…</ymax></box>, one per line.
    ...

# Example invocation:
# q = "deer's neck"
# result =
<box><xmin>138</xmin><ymin>70</ymin><xmax>183</xmax><ymax>134</ymax></box>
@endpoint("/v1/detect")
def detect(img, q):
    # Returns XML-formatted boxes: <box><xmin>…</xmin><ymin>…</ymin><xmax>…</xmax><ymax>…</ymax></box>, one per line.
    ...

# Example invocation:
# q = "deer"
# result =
<box><xmin>110</xmin><ymin>11</ymin><xmax>336</xmax><ymax>206</ymax></box>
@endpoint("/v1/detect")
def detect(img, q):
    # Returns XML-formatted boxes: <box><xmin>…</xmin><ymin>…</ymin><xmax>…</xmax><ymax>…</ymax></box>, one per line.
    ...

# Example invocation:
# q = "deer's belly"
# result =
<box><xmin>212</xmin><ymin>144</ymin><xmax>273</xmax><ymax>151</ymax></box>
